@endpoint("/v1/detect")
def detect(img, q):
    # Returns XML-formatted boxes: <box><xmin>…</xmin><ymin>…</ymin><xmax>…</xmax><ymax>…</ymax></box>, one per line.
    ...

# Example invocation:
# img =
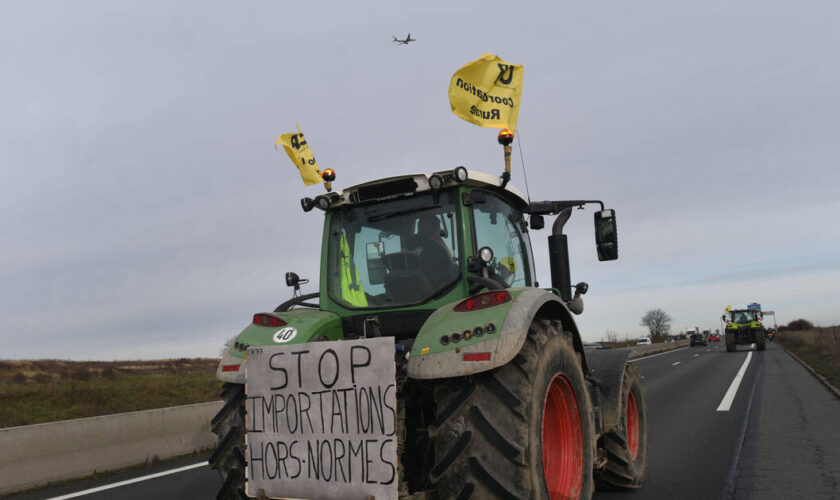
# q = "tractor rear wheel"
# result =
<box><xmin>596</xmin><ymin>363</ymin><xmax>647</xmax><ymax>489</ymax></box>
<box><xmin>725</xmin><ymin>333</ymin><xmax>736</xmax><ymax>352</ymax></box>
<box><xmin>209</xmin><ymin>382</ymin><xmax>247</xmax><ymax>500</ymax></box>
<box><xmin>755</xmin><ymin>331</ymin><xmax>766</xmax><ymax>351</ymax></box>
<box><xmin>430</xmin><ymin>319</ymin><xmax>595</xmax><ymax>499</ymax></box>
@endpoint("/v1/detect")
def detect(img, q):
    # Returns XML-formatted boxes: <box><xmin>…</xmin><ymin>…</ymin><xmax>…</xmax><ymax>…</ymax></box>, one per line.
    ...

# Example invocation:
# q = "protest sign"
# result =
<box><xmin>245</xmin><ymin>337</ymin><xmax>397</xmax><ymax>499</ymax></box>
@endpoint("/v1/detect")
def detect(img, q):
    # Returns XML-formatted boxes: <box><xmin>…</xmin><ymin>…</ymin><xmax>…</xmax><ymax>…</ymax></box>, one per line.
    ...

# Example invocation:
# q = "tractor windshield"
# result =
<box><xmin>730</xmin><ymin>310</ymin><xmax>756</xmax><ymax>324</ymax></box>
<box><xmin>326</xmin><ymin>191</ymin><xmax>461</xmax><ymax>308</ymax></box>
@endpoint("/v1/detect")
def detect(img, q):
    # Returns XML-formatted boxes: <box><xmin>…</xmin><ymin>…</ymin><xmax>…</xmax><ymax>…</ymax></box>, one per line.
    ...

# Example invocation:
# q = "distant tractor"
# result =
<box><xmin>723</xmin><ymin>303</ymin><xmax>766</xmax><ymax>352</ymax></box>
<box><xmin>210</xmin><ymin>164</ymin><xmax>648</xmax><ymax>499</ymax></box>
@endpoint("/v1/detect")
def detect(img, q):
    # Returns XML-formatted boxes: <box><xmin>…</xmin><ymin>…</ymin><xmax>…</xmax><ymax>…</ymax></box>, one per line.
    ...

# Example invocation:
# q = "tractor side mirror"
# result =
<box><xmin>366</xmin><ymin>242</ymin><xmax>386</xmax><ymax>285</ymax></box>
<box><xmin>529</xmin><ymin>214</ymin><xmax>545</xmax><ymax>230</ymax></box>
<box><xmin>594</xmin><ymin>209</ymin><xmax>618</xmax><ymax>261</ymax></box>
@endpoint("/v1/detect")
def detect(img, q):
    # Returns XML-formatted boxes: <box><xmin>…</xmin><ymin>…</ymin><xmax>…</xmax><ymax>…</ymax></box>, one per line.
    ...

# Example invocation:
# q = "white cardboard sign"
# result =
<box><xmin>245</xmin><ymin>337</ymin><xmax>397</xmax><ymax>499</ymax></box>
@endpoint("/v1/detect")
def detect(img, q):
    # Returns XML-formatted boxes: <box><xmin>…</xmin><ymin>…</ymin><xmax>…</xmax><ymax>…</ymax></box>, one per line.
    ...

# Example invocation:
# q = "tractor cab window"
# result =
<box><xmin>730</xmin><ymin>311</ymin><xmax>755</xmax><ymax>324</ymax></box>
<box><xmin>327</xmin><ymin>191</ymin><xmax>460</xmax><ymax>308</ymax></box>
<box><xmin>470</xmin><ymin>191</ymin><xmax>533</xmax><ymax>287</ymax></box>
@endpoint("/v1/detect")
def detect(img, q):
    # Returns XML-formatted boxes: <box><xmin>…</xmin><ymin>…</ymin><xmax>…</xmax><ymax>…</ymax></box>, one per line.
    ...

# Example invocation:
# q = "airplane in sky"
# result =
<box><xmin>392</xmin><ymin>34</ymin><xmax>416</xmax><ymax>45</ymax></box>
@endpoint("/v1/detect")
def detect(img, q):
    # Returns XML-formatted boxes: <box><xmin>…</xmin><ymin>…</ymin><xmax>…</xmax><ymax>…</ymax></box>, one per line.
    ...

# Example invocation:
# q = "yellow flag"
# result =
<box><xmin>725</xmin><ymin>305</ymin><xmax>732</xmax><ymax>312</ymax></box>
<box><xmin>449</xmin><ymin>54</ymin><xmax>524</xmax><ymax>133</ymax></box>
<box><xmin>274</xmin><ymin>124</ymin><xmax>323</xmax><ymax>186</ymax></box>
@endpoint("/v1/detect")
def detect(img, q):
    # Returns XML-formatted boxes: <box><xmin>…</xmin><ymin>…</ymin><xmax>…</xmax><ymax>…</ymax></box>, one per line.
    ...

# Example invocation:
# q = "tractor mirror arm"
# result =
<box><xmin>527</xmin><ymin>199</ymin><xmax>605</xmax><ymax>215</ymax></box>
<box><xmin>466</xmin><ymin>275</ymin><xmax>506</xmax><ymax>294</ymax></box>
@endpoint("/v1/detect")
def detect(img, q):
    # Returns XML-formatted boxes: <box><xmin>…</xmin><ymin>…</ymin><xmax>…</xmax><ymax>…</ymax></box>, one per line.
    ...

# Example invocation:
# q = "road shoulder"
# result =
<box><xmin>733</xmin><ymin>344</ymin><xmax>840</xmax><ymax>499</ymax></box>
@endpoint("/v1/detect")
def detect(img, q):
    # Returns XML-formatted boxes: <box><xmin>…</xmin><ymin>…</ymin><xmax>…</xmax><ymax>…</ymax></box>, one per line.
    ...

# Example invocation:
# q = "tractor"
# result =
<box><xmin>210</xmin><ymin>165</ymin><xmax>647</xmax><ymax>499</ymax></box>
<box><xmin>723</xmin><ymin>303</ymin><xmax>766</xmax><ymax>352</ymax></box>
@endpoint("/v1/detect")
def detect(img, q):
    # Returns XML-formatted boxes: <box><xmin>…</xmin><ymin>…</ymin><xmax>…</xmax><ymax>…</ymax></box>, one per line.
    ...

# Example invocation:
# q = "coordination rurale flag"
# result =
<box><xmin>275</xmin><ymin>124</ymin><xmax>323</xmax><ymax>186</ymax></box>
<box><xmin>449</xmin><ymin>54</ymin><xmax>523</xmax><ymax>133</ymax></box>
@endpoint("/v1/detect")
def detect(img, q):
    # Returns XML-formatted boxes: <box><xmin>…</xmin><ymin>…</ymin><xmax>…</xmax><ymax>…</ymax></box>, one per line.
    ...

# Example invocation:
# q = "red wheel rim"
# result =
<box><xmin>542</xmin><ymin>374</ymin><xmax>583</xmax><ymax>499</ymax></box>
<box><xmin>627</xmin><ymin>390</ymin><xmax>639</xmax><ymax>461</ymax></box>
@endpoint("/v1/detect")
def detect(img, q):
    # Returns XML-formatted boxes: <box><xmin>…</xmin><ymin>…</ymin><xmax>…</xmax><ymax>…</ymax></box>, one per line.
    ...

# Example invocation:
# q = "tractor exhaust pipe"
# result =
<box><xmin>548</xmin><ymin>208</ymin><xmax>573</xmax><ymax>301</ymax></box>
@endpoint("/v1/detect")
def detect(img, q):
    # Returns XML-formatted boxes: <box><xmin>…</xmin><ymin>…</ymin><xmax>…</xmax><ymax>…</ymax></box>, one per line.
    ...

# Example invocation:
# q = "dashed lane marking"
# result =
<box><xmin>672</xmin><ymin>361</ymin><xmax>681</xmax><ymax>366</ymax></box>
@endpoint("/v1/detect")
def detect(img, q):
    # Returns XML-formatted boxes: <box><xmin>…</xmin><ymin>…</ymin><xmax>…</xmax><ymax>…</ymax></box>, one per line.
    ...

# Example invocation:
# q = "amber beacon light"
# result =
<box><xmin>497</xmin><ymin>129</ymin><xmax>514</xmax><ymax>188</ymax></box>
<box><xmin>321</xmin><ymin>168</ymin><xmax>336</xmax><ymax>192</ymax></box>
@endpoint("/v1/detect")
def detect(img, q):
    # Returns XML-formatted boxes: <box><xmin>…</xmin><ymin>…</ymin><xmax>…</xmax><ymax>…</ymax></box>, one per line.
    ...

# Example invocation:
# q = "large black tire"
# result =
<box><xmin>725</xmin><ymin>333</ymin><xmax>736</xmax><ymax>352</ymax></box>
<box><xmin>209</xmin><ymin>382</ymin><xmax>247</xmax><ymax>500</ymax></box>
<box><xmin>430</xmin><ymin>319</ymin><xmax>596</xmax><ymax>499</ymax></box>
<box><xmin>596</xmin><ymin>364</ymin><xmax>647</xmax><ymax>489</ymax></box>
<box><xmin>755</xmin><ymin>331</ymin><xmax>766</xmax><ymax>351</ymax></box>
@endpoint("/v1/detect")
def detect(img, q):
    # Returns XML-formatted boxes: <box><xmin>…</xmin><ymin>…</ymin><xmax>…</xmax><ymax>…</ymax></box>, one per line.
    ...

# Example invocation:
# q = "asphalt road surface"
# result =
<box><xmin>8</xmin><ymin>342</ymin><xmax>839</xmax><ymax>500</ymax></box>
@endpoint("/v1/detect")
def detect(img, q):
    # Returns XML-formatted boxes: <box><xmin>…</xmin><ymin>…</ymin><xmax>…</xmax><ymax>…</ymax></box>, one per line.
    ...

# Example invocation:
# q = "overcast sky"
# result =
<box><xmin>2</xmin><ymin>1</ymin><xmax>838</xmax><ymax>359</ymax></box>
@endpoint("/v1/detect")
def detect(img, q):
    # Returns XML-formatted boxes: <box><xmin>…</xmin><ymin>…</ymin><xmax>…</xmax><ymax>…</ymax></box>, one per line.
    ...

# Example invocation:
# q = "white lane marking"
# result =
<box><xmin>45</xmin><ymin>462</ymin><xmax>207</xmax><ymax>500</ymax></box>
<box><xmin>716</xmin><ymin>351</ymin><xmax>753</xmax><ymax>412</ymax></box>
<box><xmin>706</xmin><ymin>349</ymin><xmax>711</xmax><ymax>352</ymax></box>
<box><xmin>672</xmin><ymin>361</ymin><xmax>681</xmax><ymax>366</ymax></box>
<box><xmin>694</xmin><ymin>354</ymin><xmax>699</xmax><ymax>357</ymax></box>
<box><xmin>629</xmin><ymin>346</ymin><xmax>689</xmax><ymax>362</ymax></box>
<box><xmin>750</xmin><ymin>343</ymin><xmax>755</xmax><ymax>349</ymax></box>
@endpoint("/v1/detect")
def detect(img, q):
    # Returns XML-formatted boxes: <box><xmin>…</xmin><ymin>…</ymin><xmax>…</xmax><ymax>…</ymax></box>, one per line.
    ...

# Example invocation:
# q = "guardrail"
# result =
<box><xmin>0</xmin><ymin>400</ymin><xmax>223</xmax><ymax>495</ymax></box>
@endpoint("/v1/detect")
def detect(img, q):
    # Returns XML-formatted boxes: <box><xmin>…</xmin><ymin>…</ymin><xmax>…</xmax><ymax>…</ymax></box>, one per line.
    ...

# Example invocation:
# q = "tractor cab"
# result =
<box><xmin>312</xmin><ymin>168</ymin><xmax>535</xmax><ymax>338</ymax></box>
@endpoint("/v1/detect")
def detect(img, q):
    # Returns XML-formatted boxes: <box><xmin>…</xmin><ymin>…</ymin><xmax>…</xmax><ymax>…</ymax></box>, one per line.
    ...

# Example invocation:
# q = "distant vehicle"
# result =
<box><xmin>690</xmin><ymin>333</ymin><xmax>707</xmax><ymax>347</ymax></box>
<box><xmin>583</xmin><ymin>342</ymin><xmax>605</xmax><ymax>350</ymax></box>
<box><xmin>766</xmin><ymin>328</ymin><xmax>776</xmax><ymax>342</ymax></box>
<box><xmin>665</xmin><ymin>337</ymin><xmax>676</xmax><ymax>343</ymax></box>
<box><xmin>392</xmin><ymin>33</ymin><xmax>416</xmax><ymax>45</ymax></box>
<box><xmin>637</xmin><ymin>337</ymin><xmax>652</xmax><ymax>345</ymax></box>
<box><xmin>724</xmin><ymin>304</ymin><xmax>766</xmax><ymax>352</ymax></box>
<box><xmin>708</xmin><ymin>333</ymin><xmax>721</xmax><ymax>342</ymax></box>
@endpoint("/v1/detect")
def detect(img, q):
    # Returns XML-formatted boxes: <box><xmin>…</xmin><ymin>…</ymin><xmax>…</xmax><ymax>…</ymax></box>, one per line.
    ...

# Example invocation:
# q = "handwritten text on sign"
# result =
<box><xmin>245</xmin><ymin>337</ymin><xmax>397</xmax><ymax>500</ymax></box>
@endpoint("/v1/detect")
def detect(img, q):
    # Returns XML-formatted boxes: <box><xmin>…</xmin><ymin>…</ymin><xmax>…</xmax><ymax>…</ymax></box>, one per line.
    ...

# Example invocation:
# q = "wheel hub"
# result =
<box><xmin>542</xmin><ymin>373</ymin><xmax>583</xmax><ymax>499</ymax></box>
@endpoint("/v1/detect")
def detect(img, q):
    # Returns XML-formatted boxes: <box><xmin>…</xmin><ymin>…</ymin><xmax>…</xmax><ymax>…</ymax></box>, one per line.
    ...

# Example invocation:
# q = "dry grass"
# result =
<box><xmin>777</xmin><ymin>326</ymin><xmax>840</xmax><ymax>389</ymax></box>
<box><xmin>0</xmin><ymin>358</ymin><xmax>221</xmax><ymax>428</ymax></box>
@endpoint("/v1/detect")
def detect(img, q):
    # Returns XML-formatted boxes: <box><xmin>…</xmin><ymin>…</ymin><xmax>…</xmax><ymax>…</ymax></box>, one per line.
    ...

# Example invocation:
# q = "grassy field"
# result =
<box><xmin>777</xmin><ymin>327</ymin><xmax>840</xmax><ymax>389</ymax></box>
<box><xmin>0</xmin><ymin>358</ymin><xmax>221</xmax><ymax>428</ymax></box>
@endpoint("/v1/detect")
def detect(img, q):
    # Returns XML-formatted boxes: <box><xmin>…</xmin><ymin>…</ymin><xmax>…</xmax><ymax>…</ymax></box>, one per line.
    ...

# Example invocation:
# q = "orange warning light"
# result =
<box><xmin>321</xmin><ymin>168</ymin><xmax>336</xmax><ymax>182</ymax></box>
<box><xmin>497</xmin><ymin>128</ymin><xmax>514</xmax><ymax>146</ymax></box>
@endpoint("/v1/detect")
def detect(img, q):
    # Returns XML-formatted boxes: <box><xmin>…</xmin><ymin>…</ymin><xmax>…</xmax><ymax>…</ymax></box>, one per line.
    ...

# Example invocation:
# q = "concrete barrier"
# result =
<box><xmin>0</xmin><ymin>400</ymin><xmax>223</xmax><ymax>495</ymax></box>
<box><xmin>627</xmin><ymin>339</ymin><xmax>691</xmax><ymax>359</ymax></box>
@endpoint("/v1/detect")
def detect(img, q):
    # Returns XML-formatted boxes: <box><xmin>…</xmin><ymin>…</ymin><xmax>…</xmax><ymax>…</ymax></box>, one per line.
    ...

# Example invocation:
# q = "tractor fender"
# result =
<box><xmin>585</xmin><ymin>348</ymin><xmax>631</xmax><ymax>434</ymax></box>
<box><xmin>216</xmin><ymin>309</ymin><xmax>343</xmax><ymax>384</ymax></box>
<box><xmin>408</xmin><ymin>287</ymin><xmax>586</xmax><ymax>379</ymax></box>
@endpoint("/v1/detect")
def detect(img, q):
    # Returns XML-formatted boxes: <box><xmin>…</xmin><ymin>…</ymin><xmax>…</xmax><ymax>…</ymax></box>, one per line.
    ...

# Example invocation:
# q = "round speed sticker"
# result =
<box><xmin>273</xmin><ymin>327</ymin><xmax>298</xmax><ymax>343</ymax></box>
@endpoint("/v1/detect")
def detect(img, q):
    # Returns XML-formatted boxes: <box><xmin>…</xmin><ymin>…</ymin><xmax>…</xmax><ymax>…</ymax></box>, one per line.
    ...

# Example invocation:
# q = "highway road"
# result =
<box><xmin>8</xmin><ymin>342</ymin><xmax>839</xmax><ymax>500</ymax></box>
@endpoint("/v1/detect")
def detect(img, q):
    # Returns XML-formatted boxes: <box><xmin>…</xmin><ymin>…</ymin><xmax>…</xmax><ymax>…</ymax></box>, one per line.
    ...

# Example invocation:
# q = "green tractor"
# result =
<box><xmin>210</xmin><ymin>166</ymin><xmax>647</xmax><ymax>499</ymax></box>
<box><xmin>723</xmin><ymin>303</ymin><xmax>766</xmax><ymax>352</ymax></box>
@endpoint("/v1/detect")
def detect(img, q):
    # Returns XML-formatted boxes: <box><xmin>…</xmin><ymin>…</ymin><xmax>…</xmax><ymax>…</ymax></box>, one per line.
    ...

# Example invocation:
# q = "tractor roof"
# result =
<box><xmin>328</xmin><ymin>168</ymin><xmax>528</xmax><ymax>210</ymax></box>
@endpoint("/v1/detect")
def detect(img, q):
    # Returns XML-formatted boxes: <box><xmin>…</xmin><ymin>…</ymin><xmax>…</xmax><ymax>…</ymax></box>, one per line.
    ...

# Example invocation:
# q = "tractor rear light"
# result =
<box><xmin>222</xmin><ymin>364</ymin><xmax>241</xmax><ymax>372</ymax></box>
<box><xmin>253</xmin><ymin>314</ymin><xmax>287</xmax><ymax>328</ymax></box>
<box><xmin>463</xmin><ymin>353</ymin><xmax>491</xmax><ymax>362</ymax></box>
<box><xmin>451</xmin><ymin>333</ymin><xmax>461</xmax><ymax>343</ymax></box>
<box><xmin>440</xmin><ymin>335</ymin><xmax>449</xmax><ymax>346</ymax></box>
<box><xmin>454</xmin><ymin>291</ymin><xmax>511</xmax><ymax>312</ymax></box>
